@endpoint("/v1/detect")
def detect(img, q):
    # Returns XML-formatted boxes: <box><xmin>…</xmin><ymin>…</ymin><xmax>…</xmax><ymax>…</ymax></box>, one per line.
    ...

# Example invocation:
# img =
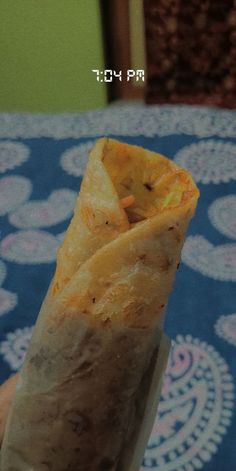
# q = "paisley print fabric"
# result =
<box><xmin>0</xmin><ymin>260</ymin><xmax>18</xmax><ymax>316</ymax></box>
<box><xmin>182</xmin><ymin>236</ymin><xmax>236</xmax><ymax>281</ymax></box>
<box><xmin>174</xmin><ymin>140</ymin><xmax>236</xmax><ymax>184</ymax></box>
<box><xmin>0</xmin><ymin>176</ymin><xmax>32</xmax><ymax>216</ymax></box>
<box><xmin>0</xmin><ymin>326</ymin><xmax>33</xmax><ymax>371</ymax></box>
<box><xmin>60</xmin><ymin>141</ymin><xmax>95</xmax><ymax>177</ymax></box>
<box><xmin>215</xmin><ymin>314</ymin><xmax>236</xmax><ymax>347</ymax></box>
<box><xmin>8</xmin><ymin>189</ymin><xmax>77</xmax><ymax>228</ymax></box>
<box><xmin>0</xmin><ymin>107</ymin><xmax>235</xmax><ymax>471</ymax></box>
<box><xmin>142</xmin><ymin>336</ymin><xmax>234</xmax><ymax>471</ymax></box>
<box><xmin>208</xmin><ymin>195</ymin><xmax>236</xmax><ymax>241</ymax></box>
<box><xmin>0</xmin><ymin>141</ymin><xmax>30</xmax><ymax>173</ymax></box>
<box><xmin>0</xmin><ymin>230</ymin><xmax>62</xmax><ymax>264</ymax></box>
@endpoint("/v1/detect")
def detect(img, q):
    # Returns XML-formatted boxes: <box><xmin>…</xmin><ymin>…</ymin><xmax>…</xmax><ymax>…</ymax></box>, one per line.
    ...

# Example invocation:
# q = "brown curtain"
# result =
<box><xmin>144</xmin><ymin>0</ymin><xmax>236</xmax><ymax>108</ymax></box>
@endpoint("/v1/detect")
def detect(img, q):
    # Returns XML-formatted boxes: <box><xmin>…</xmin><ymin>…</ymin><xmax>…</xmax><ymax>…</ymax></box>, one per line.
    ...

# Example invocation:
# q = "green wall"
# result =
<box><xmin>0</xmin><ymin>0</ymin><xmax>107</xmax><ymax>111</ymax></box>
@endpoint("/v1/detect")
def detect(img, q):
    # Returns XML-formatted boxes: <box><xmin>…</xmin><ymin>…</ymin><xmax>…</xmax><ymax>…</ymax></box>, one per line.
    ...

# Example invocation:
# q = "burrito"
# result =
<box><xmin>0</xmin><ymin>374</ymin><xmax>19</xmax><ymax>446</ymax></box>
<box><xmin>0</xmin><ymin>138</ymin><xmax>199</xmax><ymax>470</ymax></box>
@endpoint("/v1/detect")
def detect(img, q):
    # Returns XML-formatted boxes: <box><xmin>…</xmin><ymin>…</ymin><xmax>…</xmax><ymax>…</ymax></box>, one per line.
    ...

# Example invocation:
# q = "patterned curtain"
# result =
<box><xmin>144</xmin><ymin>0</ymin><xmax>236</xmax><ymax>107</ymax></box>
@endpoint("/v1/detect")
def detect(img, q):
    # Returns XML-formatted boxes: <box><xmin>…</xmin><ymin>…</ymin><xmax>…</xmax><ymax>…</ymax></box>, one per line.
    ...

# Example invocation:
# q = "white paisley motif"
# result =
<box><xmin>0</xmin><ymin>326</ymin><xmax>33</xmax><ymax>370</ymax></box>
<box><xmin>142</xmin><ymin>335</ymin><xmax>234</xmax><ymax>471</ymax></box>
<box><xmin>208</xmin><ymin>195</ymin><xmax>236</xmax><ymax>240</ymax></box>
<box><xmin>0</xmin><ymin>289</ymin><xmax>18</xmax><ymax>317</ymax></box>
<box><xmin>215</xmin><ymin>314</ymin><xmax>236</xmax><ymax>347</ymax></box>
<box><xmin>182</xmin><ymin>235</ymin><xmax>236</xmax><ymax>281</ymax></box>
<box><xmin>60</xmin><ymin>141</ymin><xmax>94</xmax><ymax>177</ymax></box>
<box><xmin>0</xmin><ymin>140</ymin><xmax>30</xmax><ymax>173</ymax></box>
<box><xmin>0</xmin><ymin>107</ymin><xmax>235</xmax><ymax>139</ymax></box>
<box><xmin>0</xmin><ymin>176</ymin><xmax>32</xmax><ymax>216</ymax></box>
<box><xmin>9</xmin><ymin>189</ymin><xmax>76</xmax><ymax>229</ymax></box>
<box><xmin>0</xmin><ymin>261</ymin><xmax>18</xmax><ymax>317</ymax></box>
<box><xmin>175</xmin><ymin>140</ymin><xmax>236</xmax><ymax>184</ymax></box>
<box><xmin>0</xmin><ymin>230</ymin><xmax>61</xmax><ymax>264</ymax></box>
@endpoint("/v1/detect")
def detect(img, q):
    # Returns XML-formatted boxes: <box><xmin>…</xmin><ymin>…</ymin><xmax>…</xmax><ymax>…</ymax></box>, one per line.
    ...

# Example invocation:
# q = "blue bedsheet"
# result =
<box><xmin>0</xmin><ymin>105</ymin><xmax>235</xmax><ymax>470</ymax></box>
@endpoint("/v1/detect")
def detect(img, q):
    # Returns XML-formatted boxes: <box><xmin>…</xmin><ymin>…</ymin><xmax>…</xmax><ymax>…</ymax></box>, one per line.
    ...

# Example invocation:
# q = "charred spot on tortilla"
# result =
<box><xmin>41</xmin><ymin>461</ymin><xmax>51</xmax><ymax>468</ymax></box>
<box><xmin>65</xmin><ymin>410</ymin><xmax>91</xmax><ymax>436</ymax></box>
<box><xmin>144</xmin><ymin>182</ymin><xmax>153</xmax><ymax>191</ymax></box>
<box><xmin>138</xmin><ymin>253</ymin><xmax>147</xmax><ymax>262</ymax></box>
<box><xmin>99</xmin><ymin>457</ymin><xmax>115</xmax><ymax>470</ymax></box>
<box><xmin>72</xmin><ymin>360</ymin><xmax>94</xmax><ymax>379</ymax></box>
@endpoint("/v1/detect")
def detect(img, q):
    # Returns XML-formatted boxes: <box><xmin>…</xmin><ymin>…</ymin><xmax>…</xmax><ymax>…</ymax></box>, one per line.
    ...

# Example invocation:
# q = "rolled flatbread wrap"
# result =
<box><xmin>0</xmin><ymin>374</ymin><xmax>19</xmax><ymax>446</ymax></box>
<box><xmin>0</xmin><ymin>139</ymin><xmax>199</xmax><ymax>470</ymax></box>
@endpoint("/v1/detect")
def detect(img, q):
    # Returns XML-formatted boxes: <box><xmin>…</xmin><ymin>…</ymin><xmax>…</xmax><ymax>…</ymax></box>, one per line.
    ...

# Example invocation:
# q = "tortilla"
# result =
<box><xmin>0</xmin><ymin>138</ymin><xmax>199</xmax><ymax>470</ymax></box>
<box><xmin>0</xmin><ymin>374</ymin><xmax>19</xmax><ymax>446</ymax></box>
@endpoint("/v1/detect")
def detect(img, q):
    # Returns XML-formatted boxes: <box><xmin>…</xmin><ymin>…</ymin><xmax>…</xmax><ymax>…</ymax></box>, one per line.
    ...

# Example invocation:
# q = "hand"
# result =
<box><xmin>0</xmin><ymin>373</ymin><xmax>18</xmax><ymax>445</ymax></box>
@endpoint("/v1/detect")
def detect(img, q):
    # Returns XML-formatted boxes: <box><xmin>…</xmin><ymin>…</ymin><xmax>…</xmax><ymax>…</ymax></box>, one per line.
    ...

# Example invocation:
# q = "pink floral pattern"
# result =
<box><xmin>0</xmin><ymin>260</ymin><xmax>17</xmax><ymax>316</ymax></box>
<box><xmin>0</xmin><ymin>289</ymin><xmax>17</xmax><ymax>317</ymax></box>
<box><xmin>0</xmin><ymin>176</ymin><xmax>32</xmax><ymax>216</ymax></box>
<box><xmin>215</xmin><ymin>314</ymin><xmax>236</xmax><ymax>347</ymax></box>
<box><xmin>182</xmin><ymin>236</ymin><xmax>236</xmax><ymax>281</ymax></box>
<box><xmin>0</xmin><ymin>140</ymin><xmax>30</xmax><ymax>173</ymax></box>
<box><xmin>0</xmin><ymin>326</ymin><xmax>33</xmax><ymax>370</ymax></box>
<box><xmin>9</xmin><ymin>189</ymin><xmax>76</xmax><ymax>228</ymax></box>
<box><xmin>142</xmin><ymin>335</ymin><xmax>234</xmax><ymax>470</ymax></box>
<box><xmin>175</xmin><ymin>140</ymin><xmax>236</xmax><ymax>184</ymax></box>
<box><xmin>0</xmin><ymin>230</ymin><xmax>61</xmax><ymax>264</ymax></box>
<box><xmin>208</xmin><ymin>195</ymin><xmax>236</xmax><ymax>241</ymax></box>
<box><xmin>60</xmin><ymin>141</ymin><xmax>94</xmax><ymax>177</ymax></box>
